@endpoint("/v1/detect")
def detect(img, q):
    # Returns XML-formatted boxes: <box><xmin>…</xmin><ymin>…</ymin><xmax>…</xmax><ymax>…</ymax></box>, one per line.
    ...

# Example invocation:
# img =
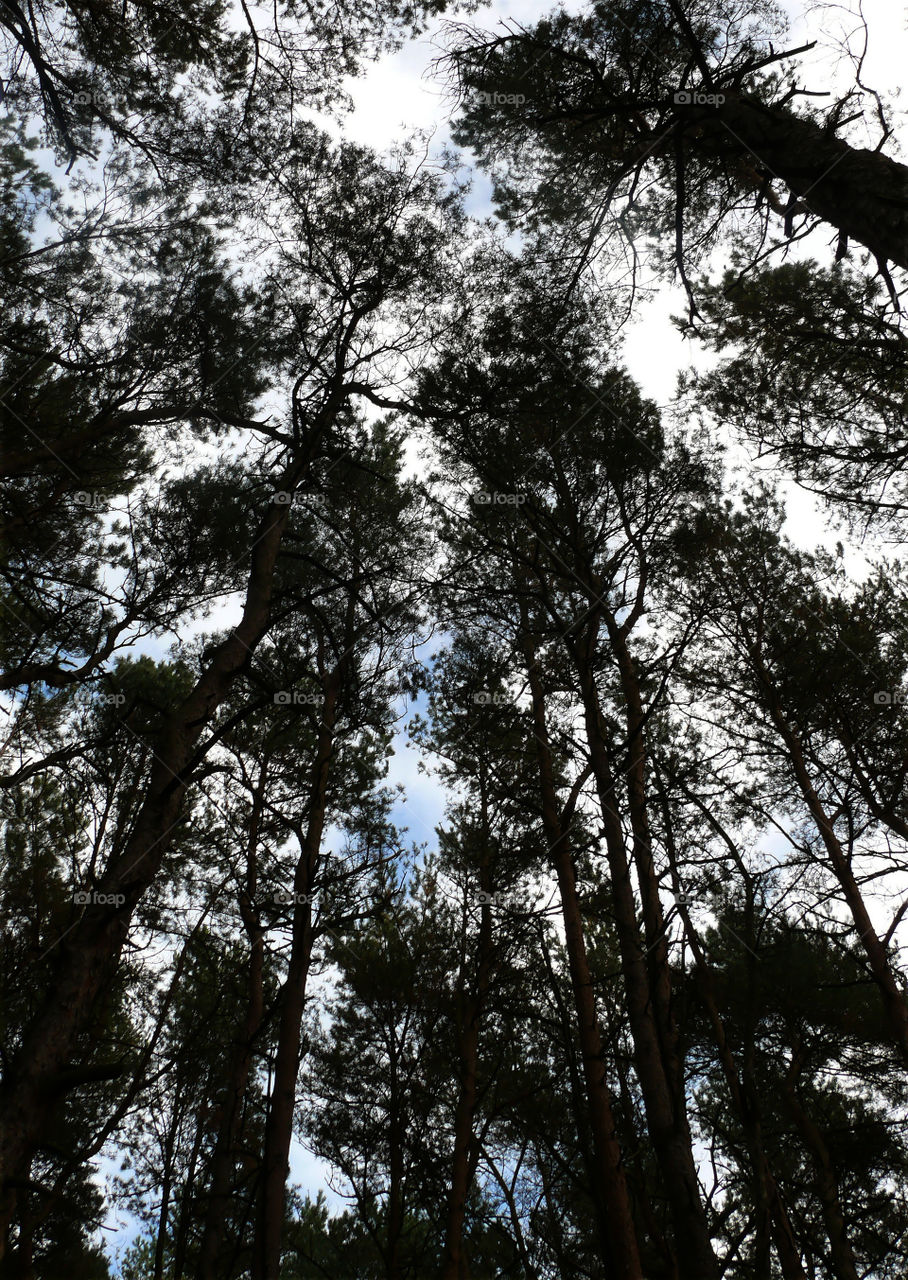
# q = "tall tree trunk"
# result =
<box><xmin>441</xmin><ymin>870</ymin><xmax>494</xmax><ymax>1280</ymax></box>
<box><xmin>252</xmin><ymin>677</ymin><xmax>339</xmax><ymax>1280</ymax></box>
<box><xmin>520</xmin><ymin>631</ymin><xmax>644</xmax><ymax>1280</ymax></box>
<box><xmin>197</xmin><ymin>758</ymin><xmax>269</xmax><ymax>1280</ymax></box>
<box><xmin>782</xmin><ymin>1043</ymin><xmax>860</xmax><ymax>1280</ymax></box>
<box><xmin>572</xmin><ymin>642</ymin><xmax>719</xmax><ymax>1280</ymax></box>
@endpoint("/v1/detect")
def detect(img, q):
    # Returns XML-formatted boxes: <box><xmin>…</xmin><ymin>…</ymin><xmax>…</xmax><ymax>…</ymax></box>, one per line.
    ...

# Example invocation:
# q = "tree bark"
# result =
<box><xmin>252</xmin><ymin>675</ymin><xmax>339</xmax><ymax>1280</ymax></box>
<box><xmin>691</xmin><ymin>92</ymin><xmax>908</xmax><ymax>272</ymax></box>
<box><xmin>520</xmin><ymin>633</ymin><xmax>644</xmax><ymax>1280</ymax></box>
<box><xmin>572</xmin><ymin>643</ymin><xmax>719</xmax><ymax>1280</ymax></box>
<box><xmin>197</xmin><ymin>758</ymin><xmax>269</xmax><ymax>1280</ymax></box>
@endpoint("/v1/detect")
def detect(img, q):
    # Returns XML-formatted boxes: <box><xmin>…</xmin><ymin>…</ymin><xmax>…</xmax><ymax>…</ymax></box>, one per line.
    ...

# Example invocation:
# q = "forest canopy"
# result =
<box><xmin>2</xmin><ymin>2</ymin><xmax>908</xmax><ymax>1278</ymax></box>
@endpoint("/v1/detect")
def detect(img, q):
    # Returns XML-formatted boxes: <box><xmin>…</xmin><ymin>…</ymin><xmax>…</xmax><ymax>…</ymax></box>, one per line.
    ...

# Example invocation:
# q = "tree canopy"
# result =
<box><xmin>2</xmin><ymin>2</ymin><xmax>908</xmax><ymax>1279</ymax></box>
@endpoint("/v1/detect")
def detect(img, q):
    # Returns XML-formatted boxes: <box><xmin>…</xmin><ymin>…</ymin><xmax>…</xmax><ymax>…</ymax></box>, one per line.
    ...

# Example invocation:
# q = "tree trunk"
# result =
<box><xmin>197</xmin><ymin>759</ymin><xmax>269</xmax><ymax>1280</ymax></box>
<box><xmin>693</xmin><ymin>92</ymin><xmax>908</xmax><ymax>272</ymax></box>
<box><xmin>252</xmin><ymin>677</ymin><xmax>339</xmax><ymax>1280</ymax></box>
<box><xmin>521</xmin><ymin>634</ymin><xmax>644</xmax><ymax>1280</ymax></box>
<box><xmin>0</xmin><ymin>475</ymin><xmax>304</xmax><ymax>1249</ymax></box>
<box><xmin>573</xmin><ymin>645</ymin><xmax>719</xmax><ymax>1280</ymax></box>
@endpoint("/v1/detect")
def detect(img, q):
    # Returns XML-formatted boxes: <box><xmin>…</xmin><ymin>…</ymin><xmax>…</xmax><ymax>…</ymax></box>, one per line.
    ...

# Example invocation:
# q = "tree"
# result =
<box><xmin>682</xmin><ymin>260</ymin><xmax>908</xmax><ymax>533</ymax></box>
<box><xmin>670</xmin><ymin>489</ymin><xmax>908</xmax><ymax>1066</ymax></box>
<box><xmin>688</xmin><ymin>900</ymin><xmax>908</xmax><ymax>1279</ymax></box>
<box><xmin>0</xmin><ymin>0</ymin><xmax>471</xmax><ymax>167</ymax></box>
<box><xmin>0</xmin><ymin>131</ymin><xmax>457</xmax><ymax>1259</ymax></box>
<box><xmin>444</xmin><ymin>1</ymin><xmax>908</xmax><ymax>296</ymax></box>
<box><xmin>408</xmin><ymin>632</ymin><xmax>559</xmax><ymax>1280</ymax></box>
<box><xmin>251</xmin><ymin>423</ymin><xmax>432</xmax><ymax>1280</ymax></box>
<box><xmin>418</xmin><ymin>260</ymin><xmax>720</xmax><ymax>1277</ymax></box>
<box><xmin>5</xmin><ymin>5</ymin><xmax>908</xmax><ymax>1272</ymax></box>
<box><xmin>302</xmin><ymin>854</ymin><xmax>450</xmax><ymax>1280</ymax></box>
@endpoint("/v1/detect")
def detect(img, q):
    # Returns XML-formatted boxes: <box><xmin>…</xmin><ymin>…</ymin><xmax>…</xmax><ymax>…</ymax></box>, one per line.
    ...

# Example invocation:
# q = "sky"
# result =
<box><xmin>81</xmin><ymin>0</ymin><xmax>908</xmax><ymax>1268</ymax></box>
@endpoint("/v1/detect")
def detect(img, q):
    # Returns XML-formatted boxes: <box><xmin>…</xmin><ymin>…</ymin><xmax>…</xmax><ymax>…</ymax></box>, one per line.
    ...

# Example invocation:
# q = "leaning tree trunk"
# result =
<box><xmin>688</xmin><ymin>92</ymin><xmax>908</xmax><ymax>272</ymax></box>
<box><xmin>0</xmin><ymin>479</ymin><xmax>302</xmax><ymax>1253</ymax></box>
